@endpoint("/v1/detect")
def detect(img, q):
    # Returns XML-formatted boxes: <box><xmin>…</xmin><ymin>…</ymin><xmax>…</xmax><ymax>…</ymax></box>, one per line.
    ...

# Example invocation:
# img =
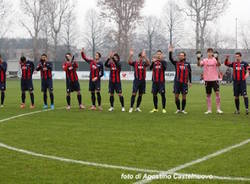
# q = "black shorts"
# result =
<box><xmin>109</xmin><ymin>81</ymin><xmax>122</xmax><ymax>94</ymax></box>
<box><xmin>152</xmin><ymin>82</ymin><xmax>165</xmax><ymax>94</ymax></box>
<box><xmin>132</xmin><ymin>80</ymin><xmax>146</xmax><ymax>94</ymax></box>
<box><xmin>174</xmin><ymin>81</ymin><xmax>188</xmax><ymax>95</ymax></box>
<box><xmin>89</xmin><ymin>80</ymin><xmax>101</xmax><ymax>92</ymax></box>
<box><xmin>21</xmin><ymin>79</ymin><xmax>34</xmax><ymax>91</ymax></box>
<box><xmin>66</xmin><ymin>80</ymin><xmax>80</xmax><ymax>93</ymax></box>
<box><xmin>233</xmin><ymin>81</ymin><xmax>247</xmax><ymax>97</ymax></box>
<box><xmin>0</xmin><ymin>82</ymin><xmax>6</xmax><ymax>91</ymax></box>
<box><xmin>205</xmin><ymin>81</ymin><xmax>219</xmax><ymax>94</ymax></box>
<box><xmin>41</xmin><ymin>79</ymin><xmax>53</xmax><ymax>92</ymax></box>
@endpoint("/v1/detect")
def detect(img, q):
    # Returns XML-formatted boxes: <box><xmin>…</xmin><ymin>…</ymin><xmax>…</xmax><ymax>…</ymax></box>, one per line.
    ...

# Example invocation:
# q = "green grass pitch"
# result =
<box><xmin>0</xmin><ymin>79</ymin><xmax>249</xmax><ymax>184</ymax></box>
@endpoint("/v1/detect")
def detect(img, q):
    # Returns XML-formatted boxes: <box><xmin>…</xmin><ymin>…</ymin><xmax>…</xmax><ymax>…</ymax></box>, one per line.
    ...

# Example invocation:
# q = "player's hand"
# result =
<box><xmin>109</xmin><ymin>51</ymin><xmax>114</xmax><ymax>58</ymax></box>
<box><xmin>129</xmin><ymin>49</ymin><xmax>134</xmax><ymax>56</ymax></box>
<box><xmin>33</xmin><ymin>71</ymin><xmax>38</xmax><ymax>74</ymax></box>
<box><xmin>43</xmin><ymin>67</ymin><xmax>48</xmax><ymax>71</ymax></box>
<box><xmin>168</xmin><ymin>45</ymin><xmax>173</xmax><ymax>52</ymax></box>
<box><xmin>81</xmin><ymin>48</ymin><xmax>85</xmax><ymax>53</ymax></box>
<box><xmin>141</xmin><ymin>49</ymin><xmax>146</xmax><ymax>58</ymax></box>
<box><xmin>22</xmin><ymin>66</ymin><xmax>27</xmax><ymax>70</ymax></box>
<box><xmin>68</xmin><ymin>66</ymin><xmax>73</xmax><ymax>70</ymax></box>
<box><xmin>189</xmin><ymin>83</ymin><xmax>192</xmax><ymax>88</ymax></box>
<box><xmin>92</xmin><ymin>77</ymin><xmax>98</xmax><ymax>82</ymax></box>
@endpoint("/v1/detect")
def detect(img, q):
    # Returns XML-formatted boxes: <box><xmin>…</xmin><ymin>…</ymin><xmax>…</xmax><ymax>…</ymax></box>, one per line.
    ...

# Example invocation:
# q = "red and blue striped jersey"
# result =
<box><xmin>169</xmin><ymin>52</ymin><xmax>192</xmax><ymax>84</ymax></box>
<box><xmin>36</xmin><ymin>62</ymin><xmax>53</xmax><ymax>80</ymax></box>
<box><xmin>225</xmin><ymin>60</ymin><xmax>249</xmax><ymax>81</ymax></box>
<box><xmin>20</xmin><ymin>61</ymin><xmax>34</xmax><ymax>80</ymax></box>
<box><xmin>105</xmin><ymin>59</ymin><xmax>121</xmax><ymax>83</ymax></box>
<box><xmin>0</xmin><ymin>61</ymin><xmax>7</xmax><ymax>83</ymax></box>
<box><xmin>62</xmin><ymin>61</ymin><xmax>79</xmax><ymax>82</ymax></box>
<box><xmin>129</xmin><ymin>60</ymin><xmax>149</xmax><ymax>81</ymax></box>
<box><xmin>150</xmin><ymin>60</ymin><xmax>167</xmax><ymax>83</ymax></box>
<box><xmin>81</xmin><ymin>52</ymin><xmax>104</xmax><ymax>81</ymax></box>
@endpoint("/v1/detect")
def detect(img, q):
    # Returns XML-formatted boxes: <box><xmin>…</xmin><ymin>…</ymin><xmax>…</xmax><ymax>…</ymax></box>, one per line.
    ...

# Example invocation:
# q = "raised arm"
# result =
<box><xmin>128</xmin><ymin>48</ymin><xmax>134</xmax><ymax>65</ymax></box>
<box><xmin>81</xmin><ymin>48</ymin><xmax>94</xmax><ymax>64</ymax></box>
<box><xmin>224</xmin><ymin>56</ymin><xmax>233</xmax><ymax>67</ymax></box>
<box><xmin>141</xmin><ymin>50</ymin><xmax>150</xmax><ymax>67</ymax></box>
<box><xmin>168</xmin><ymin>45</ymin><xmax>177</xmax><ymax>65</ymax></box>
<box><xmin>196</xmin><ymin>51</ymin><xmax>202</xmax><ymax>67</ymax></box>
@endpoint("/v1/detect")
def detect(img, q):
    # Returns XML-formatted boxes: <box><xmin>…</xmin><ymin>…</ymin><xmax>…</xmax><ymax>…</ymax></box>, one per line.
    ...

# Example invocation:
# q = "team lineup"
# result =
<box><xmin>0</xmin><ymin>46</ymin><xmax>249</xmax><ymax>115</ymax></box>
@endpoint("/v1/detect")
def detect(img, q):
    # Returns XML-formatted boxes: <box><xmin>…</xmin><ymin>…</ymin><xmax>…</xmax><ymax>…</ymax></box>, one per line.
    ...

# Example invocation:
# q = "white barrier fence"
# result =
<box><xmin>23</xmin><ymin>71</ymin><xmax>176</xmax><ymax>81</ymax></box>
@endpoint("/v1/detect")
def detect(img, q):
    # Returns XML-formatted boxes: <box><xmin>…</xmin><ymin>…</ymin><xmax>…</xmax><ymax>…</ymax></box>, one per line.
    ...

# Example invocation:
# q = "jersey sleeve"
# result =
<box><xmin>73</xmin><ymin>62</ymin><xmax>78</xmax><ymax>69</ymax></box>
<box><xmin>81</xmin><ymin>52</ymin><xmax>94</xmax><ymax>64</ymax></box>
<box><xmin>105</xmin><ymin>59</ymin><xmax>111</xmax><ymax>68</ymax></box>
<box><xmin>128</xmin><ymin>60</ymin><xmax>135</xmax><ymax>66</ymax></box>
<box><xmin>188</xmin><ymin>63</ymin><xmax>192</xmax><ymax>83</ymax></box>
<box><xmin>224</xmin><ymin>59</ymin><xmax>233</xmax><ymax>67</ymax></box>
<box><xmin>150</xmin><ymin>62</ymin><xmax>154</xmax><ymax>71</ymax></box>
<box><xmin>0</xmin><ymin>62</ymin><xmax>7</xmax><ymax>72</ymax></box>
<box><xmin>36</xmin><ymin>63</ymin><xmax>42</xmax><ymax>71</ymax></box>
<box><xmin>169</xmin><ymin>52</ymin><xmax>177</xmax><ymax>66</ymax></box>
<box><xmin>99</xmin><ymin>63</ymin><xmax>104</xmax><ymax>78</ymax></box>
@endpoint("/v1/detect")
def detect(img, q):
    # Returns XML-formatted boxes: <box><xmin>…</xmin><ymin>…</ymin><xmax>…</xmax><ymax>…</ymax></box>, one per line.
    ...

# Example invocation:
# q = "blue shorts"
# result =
<box><xmin>41</xmin><ymin>79</ymin><xmax>53</xmax><ymax>92</ymax></box>
<box><xmin>132</xmin><ymin>80</ymin><xmax>146</xmax><ymax>94</ymax></box>
<box><xmin>152</xmin><ymin>82</ymin><xmax>165</xmax><ymax>94</ymax></box>
<box><xmin>174</xmin><ymin>81</ymin><xmax>188</xmax><ymax>95</ymax></box>
<box><xmin>66</xmin><ymin>80</ymin><xmax>80</xmax><ymax>93</ymax></box>
<box><xmin>0</xmin><ymin>82</ymin><xmax>6</xmax><ymax>91</ymax></box>
<box><xmin>233</xmin><ymin>81</ymin><xmax>247</xmax><ymax>97</ymax></box>
<box><xmin>21</xmin><ymin>79</ymin><xmax>34</xmax><ymax>91</ymax></box>
<box><xmin>109</xmin><ymin>82</ymin><xmax>122</xmax><ymax>94</ymax></box>
<box><xmin>89</xmin><ymin>80</ymin><xmax>101</xmax><ymax>92</ymax></box>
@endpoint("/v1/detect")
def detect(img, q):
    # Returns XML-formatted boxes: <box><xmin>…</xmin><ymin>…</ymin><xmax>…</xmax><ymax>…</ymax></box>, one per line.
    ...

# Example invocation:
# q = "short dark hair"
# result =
<box><xmin>65</xmin><ymin>53</ymin><xmax>72</xmax><ymax>57</ymax></box>
<box><xmin>138</xmin><ymin>52</ymin><xmax>142</xmax><ymax>58</ymax></box>
<box><xmin>157</xmin><ymin>50</ymin><xmax>162</xmax><ymax>53</ymax></box>
<box><xmin>235</xmin><ymin>52</ymin><xmax>242</xmax><ymax>57</ymax></box>
<box><xmin>207</xmin><ymin>48</ymin><xmax>214</xmax><ymax>53</ymax></box>
<box><xmin>41</xmin><ymin>53</ymin><xmax>48</xmax><ymax>57</ymax></box>
<box><xmin>179</xmin><ymin>52</ymin><xmax>186</xmax><ymax>57</ymax></box>
<box><xmin>113</xmin><ymin>53</ymin><xmax>120</xmax><ymax>61</ymax></box>
<box><xmin>96</xmin><ymin>52</ymin><xmax>101</xmax><ymax>58</ymax></box>
<box><xmin>20</xmin><ymin>56</ymin><xmax>26</xmax><ymax>62</ymax></box>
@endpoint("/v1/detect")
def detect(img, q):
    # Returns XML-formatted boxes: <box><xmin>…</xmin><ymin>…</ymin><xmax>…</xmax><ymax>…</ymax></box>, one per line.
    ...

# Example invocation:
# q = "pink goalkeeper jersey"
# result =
<box><xmin>200</xmin><ymin>58</ymin><xmax>219</xmax><ymax>81</ymax></box>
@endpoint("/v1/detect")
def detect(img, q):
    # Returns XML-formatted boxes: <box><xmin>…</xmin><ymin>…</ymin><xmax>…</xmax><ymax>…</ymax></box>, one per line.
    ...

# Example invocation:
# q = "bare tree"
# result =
<box><xmin>162</xmin><ymin>0</ymin><xmax>183</xmax><ymax>46</ymax></box>
<box><xmin>241</xmin><ymin>24</ymin><xmax>250</xmax><ymax>52</ymax></box>
<box><xmin>20</xmin><ymin>0</ymin><xmax>45</xmax><ymax>62</ymax></box>
<box><xmin>44</xmin><ymin>0</ymin><xmax>70</xmax><ymax>61</ymax></box>
<box><xmin>63</xmin><ymin>3</ymin><xmax>77</xmax><ymax>53</ymax></box>
<box><xmin>141</xmin><ymin>16</ymin><xmax>161</xmax><ymax>61</ymax></box>
<box><xmin>83</xmin><ymin>9</ymin><xmax>106</xmax><ymax>58</ymax></box>
<box><xmin>185</xmin><ymin>0</ymin><xmax>229</xmax><ymax>51</ymax></box>
<box><xmin>98</xmin><ymin>0</ymin><xmax>145</xmax><ymax>61</ymax></box>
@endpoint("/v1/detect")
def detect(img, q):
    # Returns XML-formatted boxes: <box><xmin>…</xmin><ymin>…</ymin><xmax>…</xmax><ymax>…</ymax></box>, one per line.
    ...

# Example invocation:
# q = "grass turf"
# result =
<box><xmin>0</xmin><ymin>79</ymin><xmax>249</xmax><ymax>184</ymax></box>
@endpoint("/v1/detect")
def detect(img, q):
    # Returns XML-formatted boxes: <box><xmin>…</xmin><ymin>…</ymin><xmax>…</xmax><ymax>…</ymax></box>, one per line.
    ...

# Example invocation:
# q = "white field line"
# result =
<box><xmin>0</xmin><ymin>142</ymin><xmax>165</xmax><ymax>173</ymax></box>
<box><xmin>134</xmin><ymin>139</ymin><xmax>250</xmax><ymax>184</ymax></box>
<box><xmin>1</xmin><ymin>109</ymin><xmax>250</xmax><ymax>183</ymax></box>
<box><xmin>0</xmin><ymin>142</ymin><xmax>250</xmax><ymax>183</ymax></box>
<box><xmin>0</xmin><ymin>109</ymin><xmax>53</xmax><ymax>123</ymax></box>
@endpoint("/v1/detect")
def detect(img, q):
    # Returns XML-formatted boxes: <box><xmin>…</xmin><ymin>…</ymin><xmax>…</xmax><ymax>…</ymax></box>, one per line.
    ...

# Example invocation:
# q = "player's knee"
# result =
<box><xmin>110</xmin><ymin>93</ymin><xmax>114</xmax><ymax>96</ymax></box>
<box><xmin>118</xmin><ymin>93</ymin><xmax>123</xmax><ymax>97</ymax></box>
<box><xmin>132</xmin><ymin>93</ymin><xmax>136</xmax><ymax>96</ymax></box>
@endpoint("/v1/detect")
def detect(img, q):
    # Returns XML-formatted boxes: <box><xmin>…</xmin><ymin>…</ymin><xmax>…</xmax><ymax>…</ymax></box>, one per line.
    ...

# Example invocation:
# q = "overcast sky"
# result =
<box><xmin>7</xmin><ymin>0</ymin><xmax>250</xmax><ymax>47</ymax></box>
